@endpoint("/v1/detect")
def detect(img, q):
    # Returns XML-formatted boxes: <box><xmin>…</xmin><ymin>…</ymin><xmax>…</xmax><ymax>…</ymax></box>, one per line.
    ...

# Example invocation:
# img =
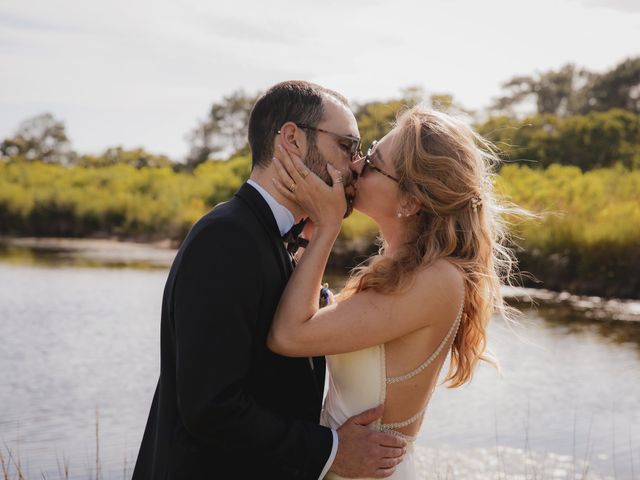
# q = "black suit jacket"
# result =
<box><xmin>132</xmin><ymin>183</ymin><xmax>333</xmax><ymax>479</ymax></box>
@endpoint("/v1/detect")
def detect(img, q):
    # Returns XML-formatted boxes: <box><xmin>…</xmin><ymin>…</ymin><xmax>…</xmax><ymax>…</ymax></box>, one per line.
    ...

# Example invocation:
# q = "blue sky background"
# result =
<box><xmin>1</xmin><ymin>0</ymin><xmax>639</xmax><ymax>159</ymax></box>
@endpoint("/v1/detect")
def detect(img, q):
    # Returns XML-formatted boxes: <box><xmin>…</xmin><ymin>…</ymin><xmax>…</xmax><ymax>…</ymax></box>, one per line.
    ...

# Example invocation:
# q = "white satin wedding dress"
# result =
<box><xmin>320</xmin><ymin>304</ymin><xmax>463</xmax><ymax>480</ymax></box>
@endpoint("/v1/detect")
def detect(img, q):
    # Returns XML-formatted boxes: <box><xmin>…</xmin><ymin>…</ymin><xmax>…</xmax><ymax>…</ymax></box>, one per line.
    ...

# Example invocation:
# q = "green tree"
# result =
<box><xmin>0</xmin><ymin>113</ymin><xmax>76</xmax><ymax>164</ymax></box>
<box><xmin>355</xmin><ymin>99</ymin><xmax>407</xmax><ymax>152</ymax></box>
<box><xmin>492</xmin><ymin>64</ymin><xmax>588</xmax><ymax>116</ymax></box>
<box><xmin>355</xmin><ymin>89</ymin><xmax>470</xmax><ymax>151</ymax></box>
<box><xmin>576</xmin><ymin>57</ymin><xmax>640</xmax><ymax>114</ymax></box>
<box><xmin>185</xmin><ymin>90</ymin><xmax>259</xmax><ymax>169</ymax></box>
<box><xmin>491</xmin><ymin>57</ymin><xmax>640</xmax><ymax>116</ymax></box>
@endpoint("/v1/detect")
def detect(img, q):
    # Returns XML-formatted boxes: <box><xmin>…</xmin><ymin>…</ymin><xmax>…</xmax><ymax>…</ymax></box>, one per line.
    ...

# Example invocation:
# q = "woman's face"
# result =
<box><xmin>353</xmin><ymin>129</ymin><xmax>402</xmax><ymax>221</ymax></box>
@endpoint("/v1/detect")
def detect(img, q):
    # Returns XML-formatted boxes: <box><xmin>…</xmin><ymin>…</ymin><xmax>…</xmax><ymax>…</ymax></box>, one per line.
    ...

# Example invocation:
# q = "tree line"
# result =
<box><xmin>2</xmin><ymin>57</ymin><xmax>639</xmax><ymax>171</ymax></box>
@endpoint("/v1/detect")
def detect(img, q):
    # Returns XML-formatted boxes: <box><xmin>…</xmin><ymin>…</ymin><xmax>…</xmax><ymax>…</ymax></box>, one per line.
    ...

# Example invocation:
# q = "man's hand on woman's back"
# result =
<box><xmin>331</xmin><ymin>405</ymin><xmax>407</xmax><ymax>478</ymax></box>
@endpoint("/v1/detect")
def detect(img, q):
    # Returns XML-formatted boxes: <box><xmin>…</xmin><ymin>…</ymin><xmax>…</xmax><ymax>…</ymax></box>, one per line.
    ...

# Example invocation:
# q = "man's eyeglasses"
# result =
<box><xmin>361</xmin><ymin>140</ymin><xmax>400</xmax><ymax>183</ymax></box>
<box><xmin>296</xmin><ymin>124</ymin><xmax>362</xmax><ymax>160</ymax></box>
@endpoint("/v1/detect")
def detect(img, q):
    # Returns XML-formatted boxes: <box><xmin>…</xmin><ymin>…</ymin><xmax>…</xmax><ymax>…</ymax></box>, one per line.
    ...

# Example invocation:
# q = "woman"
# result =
<box><xmin>268</xmin><ymin>106</ymin><xmax>516</xmax><ymax>479</ymax></box>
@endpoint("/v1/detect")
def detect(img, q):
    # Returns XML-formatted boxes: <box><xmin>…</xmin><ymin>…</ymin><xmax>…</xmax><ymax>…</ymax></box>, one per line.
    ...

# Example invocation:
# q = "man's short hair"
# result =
<box><xmin>248</xmin><ymin>80</ymin><xmax>349</xmax><ymax>168</ymax></box>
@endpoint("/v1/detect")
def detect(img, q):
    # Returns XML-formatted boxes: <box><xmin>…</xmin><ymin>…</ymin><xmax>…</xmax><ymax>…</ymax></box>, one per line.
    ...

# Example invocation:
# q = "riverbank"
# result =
<box><xmin>330</xmin><ymin>238</ymin><xmax>640</xmax><ymax>301</ymax></box>
<box><xmin>0</xmin><ymin>236</ymin><xmax>176</xmax><ymax>269</ymax></box>
<box><xmin>5</xmin><ymin>236</ymin><xmax>640</xmax><ymax>299</ymax></box>
<box><xmin>0</xmin><ymin>236</ymin><xmax>640</xmax><ymax>312</ymax></box>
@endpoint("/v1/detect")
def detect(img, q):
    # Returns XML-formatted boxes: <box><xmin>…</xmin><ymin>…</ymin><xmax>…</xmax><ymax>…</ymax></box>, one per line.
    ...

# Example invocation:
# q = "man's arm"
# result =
<box><xmin>173</xmin><ymin>221</ymin><xmax>333</xmax><ymax>478</ymax></box>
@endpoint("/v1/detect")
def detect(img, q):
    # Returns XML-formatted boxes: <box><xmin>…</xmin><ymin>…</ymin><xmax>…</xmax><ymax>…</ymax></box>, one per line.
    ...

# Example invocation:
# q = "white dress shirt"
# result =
<box><xmin>247</xmin><ymin>179</ymin><xmax>338</xmax><ymax>479</ymax></box>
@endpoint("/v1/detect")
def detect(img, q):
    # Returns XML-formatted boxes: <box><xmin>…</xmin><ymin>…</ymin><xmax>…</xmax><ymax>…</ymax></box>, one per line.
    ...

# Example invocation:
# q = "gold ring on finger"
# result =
<box><xmin>289</xmin><ymin>182</ymin><xmax>296</xmax><ymax>193</ymax></box>
<box><xmin>300</xmin><ymin>169</ymin><xmax>310</xmax><ymax>179</ymax></box>
<box><xmin>335</xmin><ymin>176</ymin><xmax>343</xmax><ymax>183</ymax></box>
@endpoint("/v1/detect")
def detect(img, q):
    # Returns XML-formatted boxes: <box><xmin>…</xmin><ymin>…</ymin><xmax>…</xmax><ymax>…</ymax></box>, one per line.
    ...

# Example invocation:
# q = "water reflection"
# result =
<box><xmin>509</xmin><ymin>298</ymin><xmax>640</xmax><ymax>351</ymax></box>
<box><xmin>0</xmin><ymin>239</ymin><xmax>175</xmax><ymax>270</ymax></box>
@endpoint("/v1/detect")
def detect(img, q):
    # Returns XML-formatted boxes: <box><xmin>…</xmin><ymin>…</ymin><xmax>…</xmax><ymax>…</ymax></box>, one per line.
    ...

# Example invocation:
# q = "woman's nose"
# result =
<box><xmin>350</xmin><ymin>156</ymin><xmax>364</xmax><ymax>176</ymax></box>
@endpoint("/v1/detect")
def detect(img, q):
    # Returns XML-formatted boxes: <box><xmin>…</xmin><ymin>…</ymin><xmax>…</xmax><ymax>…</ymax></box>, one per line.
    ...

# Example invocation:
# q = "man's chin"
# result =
<box><xmin>343</xmin><ymin>197</ymin><xmax>354</xmax><ymax>218</ymax></box>
<box><xmin>343</xmin><ymin>186</ymin><xmax>356</xmax><ymax>218</ymax></box>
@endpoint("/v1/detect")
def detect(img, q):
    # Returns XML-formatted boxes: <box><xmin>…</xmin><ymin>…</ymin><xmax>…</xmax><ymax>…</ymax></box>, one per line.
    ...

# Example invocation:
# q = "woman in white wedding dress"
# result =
<box><xmin>268</xmin><ymin>106</ymin><xmax>516</xmax><ymax>479</ymax></box>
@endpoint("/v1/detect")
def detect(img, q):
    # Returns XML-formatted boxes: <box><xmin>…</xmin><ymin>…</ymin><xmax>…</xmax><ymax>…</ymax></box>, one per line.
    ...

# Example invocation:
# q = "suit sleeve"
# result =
<box><xmin>173</xmin><ymin>221</ymin><xmax>333</xmax><ymax>479</ymax></box>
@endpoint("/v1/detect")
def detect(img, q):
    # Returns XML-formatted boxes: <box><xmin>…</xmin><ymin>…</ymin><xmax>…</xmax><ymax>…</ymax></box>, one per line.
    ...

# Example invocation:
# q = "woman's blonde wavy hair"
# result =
<box><xmin>341</xmin><ymin>106</ymin><xmax>521</xmax><ymax>388</ymax></box>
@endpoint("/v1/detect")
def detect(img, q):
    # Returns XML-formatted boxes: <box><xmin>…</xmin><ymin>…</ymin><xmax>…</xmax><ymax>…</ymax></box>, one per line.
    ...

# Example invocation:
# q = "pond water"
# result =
<box><xmin>0</xmin><ymin>245</ymin><xmax>638</xmax><ymax>479</ymax></box>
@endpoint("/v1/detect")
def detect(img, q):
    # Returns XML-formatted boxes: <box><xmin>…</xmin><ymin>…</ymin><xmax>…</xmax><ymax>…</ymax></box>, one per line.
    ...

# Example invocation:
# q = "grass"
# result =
<box><xmin>1</xmin><ymin>408</ymin><xmax>129</xmax><ymax>480</ymax></box>
<box><xmin>2</xmin><ymin>408</ymin><xmax>636</xmax><ymax>480</ymax></box>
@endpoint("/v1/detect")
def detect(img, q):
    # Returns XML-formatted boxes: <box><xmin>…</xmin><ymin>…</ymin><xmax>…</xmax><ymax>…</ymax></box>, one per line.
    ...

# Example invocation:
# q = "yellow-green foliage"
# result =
<box><xmin>340</xmin><ymin>165</ymin><xmax>640</xmax><ymax>254</ymax></box>
<box><xmin>356</xmin><ymin>100</ymin><xmax>408</xmax><ymax>152</ymax></box>
<box><xmin>0</xmin><ymin>156</ymin><xmax>250</xmax><ymax>239</ymax></box>
<box><xmin>340</xmin><ymin>211</ymin><xmax>377</xmax><ymax>241</ymax></box>
<box><xmin>497</xmin><ymin>164</ymin><xmax>640</xmax><ymax>250</ymax></box>
<box><xmin>1</xmin><ymin>160</ymin><xmax>638</xmax><ymax>254</ymax></box>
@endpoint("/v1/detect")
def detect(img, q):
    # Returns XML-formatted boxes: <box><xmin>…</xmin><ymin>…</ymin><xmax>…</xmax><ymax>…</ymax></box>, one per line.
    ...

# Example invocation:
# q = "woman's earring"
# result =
<box><xmin>397</xmin><ymin>212</ymin><xmax>403</xmax><ymax>218</ymax></box>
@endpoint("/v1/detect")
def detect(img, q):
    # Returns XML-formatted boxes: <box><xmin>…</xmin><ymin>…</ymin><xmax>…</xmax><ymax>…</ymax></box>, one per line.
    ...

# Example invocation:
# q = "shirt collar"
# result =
<box><xmin>247</xmin><ymin>179</ymin><xmax>295</xmax><ymax>237</ymax></box>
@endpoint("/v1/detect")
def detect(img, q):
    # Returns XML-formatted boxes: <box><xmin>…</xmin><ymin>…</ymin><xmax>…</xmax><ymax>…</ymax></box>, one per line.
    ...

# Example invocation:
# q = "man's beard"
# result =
<box><xmin>305</xmin><ymin>141</ymin><xmax>356</xmax><ymax>218</ymax></box>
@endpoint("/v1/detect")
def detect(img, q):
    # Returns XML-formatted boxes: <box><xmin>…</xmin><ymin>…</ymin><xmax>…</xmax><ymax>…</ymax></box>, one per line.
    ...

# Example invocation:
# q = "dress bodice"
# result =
<box><xmin>320</xmin><ymin>304</ymin><xmax>463</xmax><ymax>480</ymax></box>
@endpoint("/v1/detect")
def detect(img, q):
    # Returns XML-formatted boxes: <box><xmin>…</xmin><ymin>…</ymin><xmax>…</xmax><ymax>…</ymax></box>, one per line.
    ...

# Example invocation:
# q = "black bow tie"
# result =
<box><xmin>282</xmin><ymin>220</ymin><xmax>309</xmax><ymax>257</ymax></box>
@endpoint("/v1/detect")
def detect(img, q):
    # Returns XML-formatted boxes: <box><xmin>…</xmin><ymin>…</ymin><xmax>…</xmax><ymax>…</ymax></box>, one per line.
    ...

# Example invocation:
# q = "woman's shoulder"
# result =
<box><xmin>409</xmin><ymin>258</ymin><xmax>465</xmax><ymax>319</ymax></box>
<box><xmin>416</xmin><ymin>258</ymin><xmax>464</xmax><ymax>289</ymax></box>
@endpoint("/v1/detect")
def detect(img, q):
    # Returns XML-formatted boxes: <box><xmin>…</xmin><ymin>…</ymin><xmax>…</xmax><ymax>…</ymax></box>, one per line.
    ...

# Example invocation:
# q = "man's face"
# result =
<box><xmin>303</xmin><ymin>98</ymin><xmax>360</xmax><ymax>217</ymax></box>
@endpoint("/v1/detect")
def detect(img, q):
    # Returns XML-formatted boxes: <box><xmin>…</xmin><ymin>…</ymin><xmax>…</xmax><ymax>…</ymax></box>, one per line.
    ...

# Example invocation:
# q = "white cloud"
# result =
<box><xmin>579</xmin><ymin>0</ymin><xmax>640</xmax><ymax>13</ymax></box>
<box><xmin>0</xmin><ymin>0</ymin><xmax>638</xmax><ymax>159</ymax></box>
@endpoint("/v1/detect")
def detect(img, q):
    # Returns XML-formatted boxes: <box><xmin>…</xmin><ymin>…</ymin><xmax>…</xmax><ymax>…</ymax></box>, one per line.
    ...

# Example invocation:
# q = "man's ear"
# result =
<box><xmin>276</xmin><ymin>122</ymin><xmax>305</xmax><ymax>156</ymax></box>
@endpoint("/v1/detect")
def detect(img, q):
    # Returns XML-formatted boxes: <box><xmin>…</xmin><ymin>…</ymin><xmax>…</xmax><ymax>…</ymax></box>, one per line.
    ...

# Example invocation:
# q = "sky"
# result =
<box><xmin>1</xmin><ymin>0</ymin><xmax>639</xmax><ymax>160</ymax></box>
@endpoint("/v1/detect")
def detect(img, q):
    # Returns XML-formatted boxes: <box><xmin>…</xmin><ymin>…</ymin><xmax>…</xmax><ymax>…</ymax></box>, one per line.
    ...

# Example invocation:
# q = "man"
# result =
<box><xmin>133</xmin><ymin>81</ymin><xmax>406</xmax><ymax>479</ymax></box>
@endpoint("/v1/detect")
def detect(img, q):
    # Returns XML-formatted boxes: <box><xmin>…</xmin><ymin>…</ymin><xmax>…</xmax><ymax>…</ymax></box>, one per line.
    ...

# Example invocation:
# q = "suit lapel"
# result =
<box><xmin>235</xmin><ymin>183</ymin><xmax>325</xmax><ymax>398</ymax></box>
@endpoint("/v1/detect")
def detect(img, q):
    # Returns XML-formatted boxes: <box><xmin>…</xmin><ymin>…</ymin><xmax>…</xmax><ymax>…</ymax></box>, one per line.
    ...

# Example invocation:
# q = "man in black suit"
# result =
<box><xmin>133</xmin><ymin>81</ymin><xmax>406</xmax><ymax>479</ymax></box>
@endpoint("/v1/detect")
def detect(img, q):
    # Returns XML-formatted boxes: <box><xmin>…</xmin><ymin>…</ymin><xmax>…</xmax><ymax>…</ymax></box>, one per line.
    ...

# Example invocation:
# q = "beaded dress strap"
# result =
<box><xmin>378</xmin><ymin>427</ymin><xmax>419</xmax><ymax>443</ymax></box>
<box><xmin>386</xmin><ymin>303</ymin><xmax>463</xmax><ymax>385</ymax></box>
<box><xmin>379</xmin><ymin>405</ymin><xmax>427</xmax><ymax>437</ymax></box>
